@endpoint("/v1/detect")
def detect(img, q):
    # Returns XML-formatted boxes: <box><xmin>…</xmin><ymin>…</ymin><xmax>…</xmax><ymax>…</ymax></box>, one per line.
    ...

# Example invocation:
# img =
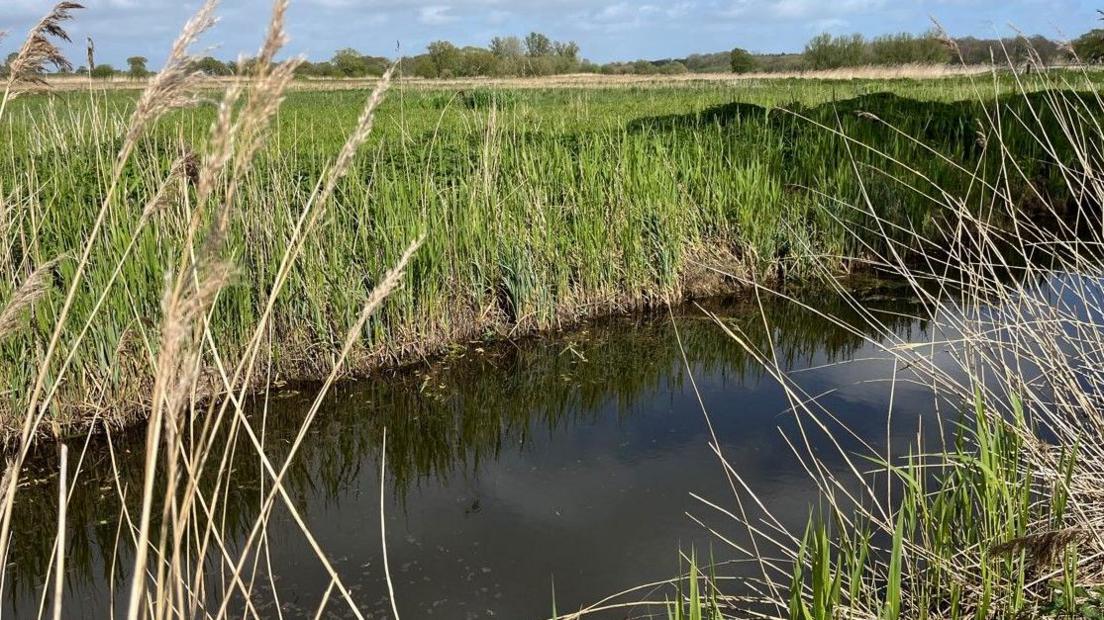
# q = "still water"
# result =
<box><xmin>6</xmin><ymin>286</ymin><xmax>942</xmax><ymax>618</ymax></box>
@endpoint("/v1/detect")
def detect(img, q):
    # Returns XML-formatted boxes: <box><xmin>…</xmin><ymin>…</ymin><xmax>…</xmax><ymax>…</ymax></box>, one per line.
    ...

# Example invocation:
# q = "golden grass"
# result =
<box><xmin>34</xmin><ymin>63</ymin><xmax>1003</xmax><ymax>93</ymax></box>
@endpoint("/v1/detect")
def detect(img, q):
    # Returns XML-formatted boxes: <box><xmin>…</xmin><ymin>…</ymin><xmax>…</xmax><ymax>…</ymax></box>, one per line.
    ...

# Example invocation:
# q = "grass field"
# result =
<box><xmin>2</xmin><ymin>71</ymin><xmax>1100</xmax><ymax>434</ymax></box>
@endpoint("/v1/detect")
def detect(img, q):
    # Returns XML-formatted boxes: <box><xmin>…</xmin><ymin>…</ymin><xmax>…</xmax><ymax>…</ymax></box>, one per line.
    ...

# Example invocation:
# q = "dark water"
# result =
<box><xmin>5</xmin><ymin>285</ymin><xmax>944</xmax><ymax>619</ymax></box>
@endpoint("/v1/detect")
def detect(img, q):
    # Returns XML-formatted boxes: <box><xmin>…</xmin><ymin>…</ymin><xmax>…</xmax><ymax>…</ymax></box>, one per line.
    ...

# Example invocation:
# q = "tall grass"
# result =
<box><xmin>0</xmin><ymin>1</ymin><xmax>420</xmax><ymax>618</ymax></box>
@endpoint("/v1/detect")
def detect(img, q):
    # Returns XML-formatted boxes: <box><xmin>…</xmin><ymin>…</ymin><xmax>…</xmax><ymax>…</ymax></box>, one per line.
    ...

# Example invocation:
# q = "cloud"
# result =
<box><xmin>417</xmin><ymin>5</ymin><xmax>458</xmax><ymax>24</ymax></box>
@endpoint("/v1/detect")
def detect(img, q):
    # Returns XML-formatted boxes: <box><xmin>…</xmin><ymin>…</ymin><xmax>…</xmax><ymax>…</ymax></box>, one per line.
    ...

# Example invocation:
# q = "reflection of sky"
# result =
<box><xmin>253</xmin><ymin>316</ymin><xmax>940</xmax><ymax>618</ymax></box>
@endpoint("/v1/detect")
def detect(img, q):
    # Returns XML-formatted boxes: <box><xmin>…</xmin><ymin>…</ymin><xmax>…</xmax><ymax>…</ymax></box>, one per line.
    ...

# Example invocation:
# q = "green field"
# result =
<box><xmin>1</xmin><ymin>73</ymin><xmax>1097</xmax><ymax>431</ymax></box>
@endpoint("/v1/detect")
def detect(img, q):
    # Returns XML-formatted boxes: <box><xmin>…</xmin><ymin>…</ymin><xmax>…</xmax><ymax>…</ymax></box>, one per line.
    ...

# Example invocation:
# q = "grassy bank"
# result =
<box><xmin>3</xmin><ymin>70</ymin><xmax>1100</xmax><ymax>435</ymax></box>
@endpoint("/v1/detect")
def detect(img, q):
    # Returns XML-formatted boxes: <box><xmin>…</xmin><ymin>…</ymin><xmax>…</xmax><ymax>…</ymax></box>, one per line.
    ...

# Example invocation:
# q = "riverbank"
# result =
<box><xmin>0</xmin><ymin>76</ymin><xmax>1096</xmax><ymax>441</ymax></box>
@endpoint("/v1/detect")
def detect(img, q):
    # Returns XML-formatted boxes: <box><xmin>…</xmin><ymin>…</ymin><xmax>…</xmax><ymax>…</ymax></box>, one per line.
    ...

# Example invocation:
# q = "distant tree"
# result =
<box><xmin>457</xmin><ymin>47</ymin><xmax>496</xmax><ymax>76</ymax></box>
<box><xmin>332</xmin><ymin>48</ymin><xmax>366</xmax><ymax>76</ymax></box>
<box><xmin>1025</xmin><ymin>35</ymin><xmax>1061</xmax><ymax>66</ymax></box>
<box><xmin>730</xmin><ymin>47</ymin><xmax>756</xmax><ymax>73</ymax></box>
<box><xmin>426</xmin><ymin>40</ymin><xmax>461</xmax><ymax>77</ymax></box>
<box><xmin>554</xmin><ymin>40</ymin><xmax>580</xmax><ymax>61</ymax></box>
<box><xmin>1074</xmin><ymin>29</ymin><xmax>1104</xmax><ymax>63</ymax></box>
<box><xmin>658</xmin><ymin>61</ymin><xmax>688</xmax><ymax>75</ymax></box>
<box><xmin>525</xmin><ymin>32</ymin><xmax>554</xmax><ymax>57</ymax></box>
<box><xmin>868</xmin><ymin>32</ymin><xmax>948</xmax><ymax>65</ymax></box>
<box><xmin>191</xmin><ymin>56</ymin><xmax>232</xmax><ymax>76</ymax></box>
<box><xmin>803</xmin><ymin>33</ymin><xmax>867</xmax><ymax>69</ymax></box>
<box><xmin>126</xmin><ymin>56</ymin><xmax>149</xmax><ymax>78</ymax></box>
<box><xmin>90</xmin><ymin>63</ymin><xmax>116</xmax><ymax>78</ymax></box>
<box><xmin>1</xmin><ymin>52</ymin><xmax>17</xmax><ymax>78</ymax></box>
<box><xmin>329</xmin><ymin>48</ymin><xmax>388</xmax><ymax>77</ymax></box>
<box><xmin>489</xmin><ymin>36</ymin><xmax>524</xmax><ymax>59</ymax></box>
<box><xmin>680</xmin><ymin>52</ymin><xmax>729</xmax><ymax>73</ymax></box>
<box><xmin>409</xmin><ymin>54</ymin><xmax>439</xmax><ymax>78</ymax></box>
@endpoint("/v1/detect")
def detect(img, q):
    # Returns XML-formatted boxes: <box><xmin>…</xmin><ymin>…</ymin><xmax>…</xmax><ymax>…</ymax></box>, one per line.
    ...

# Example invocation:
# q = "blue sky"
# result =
<box><xmin>1</xmin><ymin>0</ymin><xmax>1098</xmax><ymax>67</ymax></box>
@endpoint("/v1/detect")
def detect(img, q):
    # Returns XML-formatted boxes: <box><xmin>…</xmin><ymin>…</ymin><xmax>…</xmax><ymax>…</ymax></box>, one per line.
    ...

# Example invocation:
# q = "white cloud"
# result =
<box><xmin>418</xmin><ymin>5</ymin><xmax>458</xmax><ymax>25</ymax></box>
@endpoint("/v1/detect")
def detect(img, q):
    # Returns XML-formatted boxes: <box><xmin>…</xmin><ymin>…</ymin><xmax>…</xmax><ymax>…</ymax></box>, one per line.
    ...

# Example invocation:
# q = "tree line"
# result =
<box><xmin>5</xmin><ymin>28</ymin><xmax>1104</xmax><ymax>80</ymax></box>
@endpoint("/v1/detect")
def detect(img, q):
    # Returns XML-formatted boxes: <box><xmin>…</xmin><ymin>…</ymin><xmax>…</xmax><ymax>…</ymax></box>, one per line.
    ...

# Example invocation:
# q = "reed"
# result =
<box><xmin>0</xmin><ymin>2</ymin><xmax>419</xmax><ymax>618</ymax></box>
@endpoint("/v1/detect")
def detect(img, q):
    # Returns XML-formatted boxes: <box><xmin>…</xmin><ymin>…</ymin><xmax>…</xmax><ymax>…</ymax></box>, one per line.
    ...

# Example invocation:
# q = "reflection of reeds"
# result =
<box><xmin>2</xmin><ymin>291</ymin><xmax>919</xmax><ymax>604</ymax></box>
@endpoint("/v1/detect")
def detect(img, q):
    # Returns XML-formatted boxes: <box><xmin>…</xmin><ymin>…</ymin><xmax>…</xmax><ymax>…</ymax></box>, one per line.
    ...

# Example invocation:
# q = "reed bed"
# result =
<box><xmin>37</xmin><ymin>63</ymin><xmax>1002</xmax><ymax>92</ymax></box>
<box><xmin>3</xmin><ymin>54</ymin><xmax>1099</xmax><ymax>437</ymax></box>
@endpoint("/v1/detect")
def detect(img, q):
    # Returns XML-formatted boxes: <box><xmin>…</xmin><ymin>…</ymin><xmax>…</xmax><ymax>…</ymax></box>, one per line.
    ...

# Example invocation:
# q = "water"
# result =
<box><xmin>6</xmin><ymin>285</ymin><xmax>942</xmax><ymax>618</ymax></box>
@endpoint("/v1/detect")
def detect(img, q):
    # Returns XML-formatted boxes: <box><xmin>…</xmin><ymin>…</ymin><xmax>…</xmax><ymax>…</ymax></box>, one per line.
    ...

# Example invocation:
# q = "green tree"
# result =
<box><xmin>553</xmin><ymin>41</ymin><xmax>580</xmax><ymax>61</ymax></box>
<box><xmin>489</xmin><ymin>36</ymin><xmax>523</xmax><ymax>59</ymax></box>
<box><xmin>1</xmin><ymin>52</ymin><xmax>17</xmax><ymax>78</ymax></box>
<box><xmin>803</xmin><ymin>33</ymin><xmax>867</xmax><ymax>69</ymax></box>
<box><xmin>332</xmin><ymin>48</ymin><xmax>365</xmax><ymax>76</ymax></box>
<box><xmin>658</xmin><ymin>61</ymin><xmax>688</xmax><ymax>75</ymax></box>
<box><xmin>869</xmin><ymin>32</ymin><xmax>949</xmax><ymax>65</ymax></box>
<box><xmin>525</xmin><ymin>32</ymin><xmax>553</xmax><ymax>57</ymax></box>
<box><xmin>191</xmin><ymin>56</ymin><xmax>231</xmax><ymax>76</ymax></box>
<box><xmin>730</xmin><ymin>47</ymin><xmax>756</xmax><ymax>73</ymax></box>
<box><xmin>1073</xmin><ymin>29</ymin><xmax>1104</xmax><ymax>63</ymax></box>
<box><xmin>126</xmin><ymin>56</ymin><xmax>149</xmax><ymax>78</ymax></box>
<box><xmin>426</xmin><ymin>40</ymin><xmax>461</xmax><ymax>77</ymax></box>
<box><xmin>90</xmin><ymin>63</ymin><xmax>115</xmax><ymax>78</ymax></box>
<box><xmin>457</xmin><ymin>47</ymin><xmax>497</xmax><ymax>76</ymax></box>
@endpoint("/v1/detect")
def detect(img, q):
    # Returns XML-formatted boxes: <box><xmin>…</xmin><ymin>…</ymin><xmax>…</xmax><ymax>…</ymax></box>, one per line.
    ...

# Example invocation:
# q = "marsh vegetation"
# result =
<box><xmin>3</xmin><ymin>1</ymin><xmax>1104</xmax><ymax>619</ymax></box>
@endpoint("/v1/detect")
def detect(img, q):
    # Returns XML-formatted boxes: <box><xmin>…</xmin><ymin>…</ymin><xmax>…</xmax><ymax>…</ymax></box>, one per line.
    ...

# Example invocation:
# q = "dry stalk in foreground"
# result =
<box><xmin>0</xmin><ymin>2</ymin><xmax>83</xmax><ymax>119</ymax></box>
<box><xmin>0</xmin><ymin>2</ymin><xmax>419</xmax><ymax>619</ymax></box>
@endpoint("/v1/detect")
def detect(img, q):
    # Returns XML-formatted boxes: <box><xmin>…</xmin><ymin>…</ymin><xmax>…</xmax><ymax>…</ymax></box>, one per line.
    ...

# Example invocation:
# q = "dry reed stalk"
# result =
<box><xmin>116</xmin><ymin>3</ymin><xmax>401</xmax><ymax>617</ymax></box>
<box><xmin>208</xmin><ymin>235</ymin><xmax>422</xmax><ymax>620</ymax></box>
<box><xmin>85</xmin><ymin>37</ymin><xmax>94</xmax><ymax>74</ymax></box>
<box><xmin>380</xmin><ymin>428</ymin><xmax>401</xmax><ymax>619</ymax></box>
<box><xmin>0</xmin><ymin>2</ymin><xmax>83</xmax><ymax>117</ymax></box>
<box><xmin>51</xmin><ymin>444</ymin><xmax>68</xmax><ymax>620</ymax></box>
<box><xmin>0</xmin><ymin>4</ymin><xmax>220</xmax><ymax>619</ymax></box>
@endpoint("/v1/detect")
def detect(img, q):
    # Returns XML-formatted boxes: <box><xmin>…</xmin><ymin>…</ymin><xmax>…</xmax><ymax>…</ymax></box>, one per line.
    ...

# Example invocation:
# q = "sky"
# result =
<box><xmin>0</xmin><ymin>0</ymin><xmax>1099</xmax><ymax>68</ymax></box>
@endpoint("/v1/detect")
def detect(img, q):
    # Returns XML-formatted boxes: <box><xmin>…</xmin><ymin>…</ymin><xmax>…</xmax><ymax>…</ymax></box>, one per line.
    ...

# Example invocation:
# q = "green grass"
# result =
<box><xmin>2</xmin><ymin>73</ymin><xmax>1101</xmax><ymax>431</ymax></box>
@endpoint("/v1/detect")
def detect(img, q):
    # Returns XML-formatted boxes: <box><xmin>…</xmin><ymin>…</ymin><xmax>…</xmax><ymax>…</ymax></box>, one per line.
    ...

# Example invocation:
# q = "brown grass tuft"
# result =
<box><xmin>990</xmin><ymin>529</ymin><xmax>1090</xmax><ymax>570</ymax></box>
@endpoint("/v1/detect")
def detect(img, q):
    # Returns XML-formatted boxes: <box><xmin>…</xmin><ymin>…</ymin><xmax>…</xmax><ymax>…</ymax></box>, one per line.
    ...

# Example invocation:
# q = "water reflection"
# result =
<box><xmin>7</xmin><ymin>284</ymin><xmax>932</xmax><ymax>618</ymax></box>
